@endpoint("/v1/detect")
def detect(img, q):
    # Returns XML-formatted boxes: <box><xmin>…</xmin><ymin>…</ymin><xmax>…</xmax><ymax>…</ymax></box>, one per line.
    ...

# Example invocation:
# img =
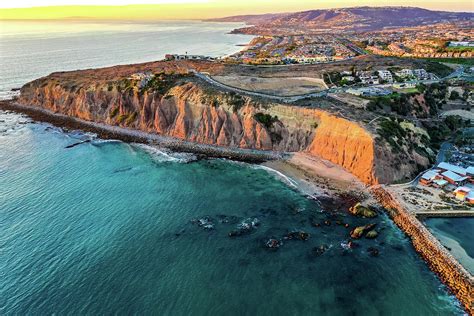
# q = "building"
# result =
<box><xmin>165</xmin><ymin>54</ymin><xmax>215</xmax><ymax>61</ymax></box>
<box><xmin>437</xmin><ymin>162</ymin><xmax>467</xmax><ymax>177</ymax></box>
<box><xmin>440</xmin><ymin>170</ymin><xmax>468</xmax><ymax>185</ymax></box>
<box><xmin>399</xmin><ymin>69</ymin><xmax>414</xmax><ymax>77</ymax></box>
<box><xmin>453</xmin><ymin>187</ymin><xmax>471</xmax><ymax>201</ymax></box>
<box><xmin>432</xmin><ymin>179</ymin><xmax>448</xmax><ymax>188</ymax></box>
<box><xmin>466</xmin><ymin>192</ymin><xmax>474</xmax><ymax>205</ymax></box>
<box><xmin>420</xmin><ymin>170</ymin><xmax>439</xmax><ymax>185</ymax></box>
<box><xmin>413</xmin><ymin>69</ymin><xmax>429</xmax><ymax>80</ymax></box>
<box><xmin>449</xmin><ymin>41</ymin><xmax>474</xmax><ymax>47</ymax></box>
<box><xmin>346</xmin><ymin>87</ymin><xmax>391</xmax><ymax>97</ymax></box>
<box><xmin>377</xmin><ymin>70</ymin><xmax>393</xmax><ymax>82</ymax></box>
<box><xmin>467</xmin><ymin>166</ymin><xmax>474</xmax><ymax>177</ymax></box>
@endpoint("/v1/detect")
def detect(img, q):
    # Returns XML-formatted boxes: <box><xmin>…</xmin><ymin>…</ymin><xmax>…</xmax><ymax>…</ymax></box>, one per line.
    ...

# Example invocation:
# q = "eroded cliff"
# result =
<box><xmin>17</xmin><ymin>66</ymin><xmax>427</xmax><ymax>184</ymax></box>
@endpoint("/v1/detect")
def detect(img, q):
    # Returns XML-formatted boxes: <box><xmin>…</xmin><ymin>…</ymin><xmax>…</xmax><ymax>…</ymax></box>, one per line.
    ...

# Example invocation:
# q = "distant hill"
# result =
<box><xmin>209</xmin><ymin>6</ymin><xmax>473</xmax><ymax>32</ymax></box>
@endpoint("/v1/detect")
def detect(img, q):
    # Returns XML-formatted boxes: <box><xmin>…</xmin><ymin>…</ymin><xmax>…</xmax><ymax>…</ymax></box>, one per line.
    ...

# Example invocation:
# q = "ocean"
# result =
<box><xmin>0</xmin><ymin>20</ymin><xmax>464</xmax><ymax>315</ymax></box>
<box><xmin>425</xmin><ymin>217</ymin><xmax>474</xmax><ymax>275</ymax></box>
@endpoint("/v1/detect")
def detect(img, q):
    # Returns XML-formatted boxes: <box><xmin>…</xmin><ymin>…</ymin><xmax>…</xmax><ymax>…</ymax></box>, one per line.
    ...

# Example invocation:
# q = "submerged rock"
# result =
<box><xmin>350</xmin><ymin>224</ymin><xmax>376</xmax><ymax>239</ymax></box>
<box><xmin>229</xmin><ymin>217</ymin><xmax>260</xmax><ymax>237</ymax></box>
<box><xmin>367</xmin><ymin>247</ymin><xmax>379</xmax><ymax>257</ymax></box>
<box><xmin>191</xmin><ymin>216</ymin><xmax>215</xmax><ymax>230</ymax></box>
<box><xmin>365</xmin><ymin>230</ymin><xmax>378</xmax><ymax>239</ymax></box>
<box><xmin>265</xmin><ymin>238</ymin><xmax>283</xmax><ymax>249</ymax></box>
<box><xmin>348</xmin><ymin>203</ymin><xmax>377</xmax><ymax>218</ymax></box>
<box><xmin>312</xmin><ymin>244</ymin><xmax>329</xmax><ymax>256</ymax></box>
<box><xmin>283</xmin><ymin>231</ymin><xmax>310</xmax><ymax>241</ymax></box>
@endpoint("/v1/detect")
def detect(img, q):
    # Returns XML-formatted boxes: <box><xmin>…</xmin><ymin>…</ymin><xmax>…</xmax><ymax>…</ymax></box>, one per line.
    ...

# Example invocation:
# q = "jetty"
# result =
<box><xmin>371</xmin><ymin>185</ymin><xmax>474</xmax><ymax>314</ymax></box>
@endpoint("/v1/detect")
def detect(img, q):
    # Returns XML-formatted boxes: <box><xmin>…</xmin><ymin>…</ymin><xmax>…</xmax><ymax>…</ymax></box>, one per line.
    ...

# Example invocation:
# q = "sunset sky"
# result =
<box><xmin>0</xmin><ymin>0</ymin><xmax>472</xmax><ymax>20</ymax></box>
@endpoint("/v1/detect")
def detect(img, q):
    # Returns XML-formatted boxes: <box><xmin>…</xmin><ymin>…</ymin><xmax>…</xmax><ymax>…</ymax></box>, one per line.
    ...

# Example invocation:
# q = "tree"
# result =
<box><xmin>449</xmin><ymin>90</ymin><xmax>460</xmax><ymax>101</ymax></box>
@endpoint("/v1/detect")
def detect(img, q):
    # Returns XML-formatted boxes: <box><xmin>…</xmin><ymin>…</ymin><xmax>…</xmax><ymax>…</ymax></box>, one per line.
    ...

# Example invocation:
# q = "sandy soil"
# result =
<box><xmin>263</xmin><ymin>152</ymin><xmax>368</xmax><ymax>199</ymax></box>
<box><xmin>213</xmin><ymin>75</ymin><xmax>327</xmax><ymax>96</ymax></box>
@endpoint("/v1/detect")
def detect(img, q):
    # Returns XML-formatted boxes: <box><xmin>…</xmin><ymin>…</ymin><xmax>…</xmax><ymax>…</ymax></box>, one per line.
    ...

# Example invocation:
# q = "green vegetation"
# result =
<box><xmin>109</xmin><ymin>107</ymin><xmax>119</xmax><ymax>118</ymax></box>
<box><xmin>377</xmin><ymin>118</ymin><xmax>407</xmax><ymax>152</ymax></box>
<box><xmin>449</xmin><ymin>90</ymin><xmax>460</xmax><ymax>100</ymax></box>
<box><xmin>254</xmin><ymin>113</ymin><xmax>279</xmax><ymax>128</ymax></box>
<box><xmin>141</xmin><ymin>72</ymin><xmax>192</xmax><ymax>95</ymax></box>
<box><xmin>366</xmin><ymin>93</ymin><xmax>415</xmax><ymax>116</ymax></box>
<box><xmin>116</xmin><ymin>112</ymin><xmax>137</xmax><ymax>125</ymax></box>
<box><xmin>424</xmin><ymin>61</ymin><xmax>453</xmax><ymax>78</ymax></box>
<box><xmin>125</xmin><ymin>112</ymin><xmax>137</xmax><ymax>125</ymax></box>
<box><xmin>421</xmin><ymin>58</ymin><xmax>474</xmax><ymax>67</ymax></box>
<box><xmin>227</xmin><ymin>92</ymin><xmax>245</xmax><ymax>112</ymax></box>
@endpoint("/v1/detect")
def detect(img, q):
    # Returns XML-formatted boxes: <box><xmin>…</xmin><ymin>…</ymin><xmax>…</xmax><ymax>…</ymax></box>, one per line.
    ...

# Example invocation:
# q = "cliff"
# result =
<box><xmin>17</xmin><ymin>67</ymin><xmax>426</xmax><ymax>184</ymax></box>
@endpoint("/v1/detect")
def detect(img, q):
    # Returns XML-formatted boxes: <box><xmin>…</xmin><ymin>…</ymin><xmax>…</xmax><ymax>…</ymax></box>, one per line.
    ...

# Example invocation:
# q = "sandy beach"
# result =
<box><xmin>1</xmin><ymin>99</ymin><xmax>369</xmax><ymax>201</ymax></box>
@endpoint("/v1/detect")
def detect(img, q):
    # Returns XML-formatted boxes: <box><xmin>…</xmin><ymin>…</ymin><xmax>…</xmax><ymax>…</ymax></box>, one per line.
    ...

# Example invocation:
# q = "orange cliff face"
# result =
<box><xmin>308</xmin><ymin>112</ymin><xmax>377</xmax><ymax>184</ymax></box>
<box><xmin>18</xmin><ymin>73</ymin><xmax>426</xmax><ymax>185</ymax></box>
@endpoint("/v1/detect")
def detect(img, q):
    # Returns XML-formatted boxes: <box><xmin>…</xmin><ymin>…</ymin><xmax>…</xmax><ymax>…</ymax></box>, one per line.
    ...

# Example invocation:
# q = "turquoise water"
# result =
<box><xmin>0</xmin><ymin>110</ymin><xmax>463</xmax><ymax>315</ymax></box>
<box><xmin>425</xmin><ymin>218</ymin><xmax>474</xmax><ymax>275</ymax></box>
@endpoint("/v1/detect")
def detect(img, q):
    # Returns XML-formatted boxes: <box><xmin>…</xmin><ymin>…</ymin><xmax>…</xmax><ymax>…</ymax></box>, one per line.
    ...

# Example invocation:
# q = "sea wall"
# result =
<box><xmin>371</xmin><ymin>186</ymin><xmax>474</xmax><ymax>314</ymax></box>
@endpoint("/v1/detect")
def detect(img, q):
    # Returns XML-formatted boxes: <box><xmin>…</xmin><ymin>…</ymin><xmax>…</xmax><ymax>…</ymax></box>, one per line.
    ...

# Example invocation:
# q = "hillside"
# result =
<box><xmin>209</xmin><ymin>6</ymin><xmax>473</xmax><ymax>34</ymax></box>
<box><xmin>12</xmin><ymin>60</ymin><xmax>436</xmax><ymax>185</ymax></box>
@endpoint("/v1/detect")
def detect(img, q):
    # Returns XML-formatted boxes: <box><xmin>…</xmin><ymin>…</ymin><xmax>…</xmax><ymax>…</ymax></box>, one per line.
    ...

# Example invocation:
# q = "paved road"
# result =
<box><xmin>193</xmin><ymin>65</ymin><xmax>463</xmax><ymax>103</ymax></box>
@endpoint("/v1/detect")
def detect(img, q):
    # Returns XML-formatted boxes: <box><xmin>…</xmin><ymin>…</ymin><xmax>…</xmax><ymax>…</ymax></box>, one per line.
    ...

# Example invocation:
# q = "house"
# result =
<box><xmin>466</xmin><ymin>192</ymin><xmax>474</xmax><ymax>205</ymax></box>
<box><xmin>377</xmin><ymin>70</ymin><xmax>393</xmax><ymax>82</ymax></box>
<box><xmin>440</xmin><ymin>170</ymin><xmax>468</xmax><ymax>185</ymax></box>
<box><xmin>437</xmin><ymin>162</ymin><xmax>467</xmax><ymax>176</ymax></box>
<box><xmin>453</xmin><ymin>187</ymin><xmax>471</xmax><ymax>201</ymax></box>
<box><xmin>432</xmin><ymin>179</ymin><xmax>448</xmax><ymax>188</ymax></box>
<box><xmin>467</xmin><ymin>166</ymin><xmax>474</xmax><ymax>177</ymax></box>
<box><xmin>413</xmin><ymin>69</ymin><xmax>429</xmax><ymax>80</ymax></box>
<box><xmin>420</xmin><ymin>170</ymin><xmax>439</xmax><ymax>185</ymax></box>
<box><xmin>399</xmin><ymin>69</ymin><xmax>414</xmax><ymax>77</ymax></box>
<box><xmin>346</xmin><ymin>87</ymin><xmax>391</xmax><ymax>97</ymax></box>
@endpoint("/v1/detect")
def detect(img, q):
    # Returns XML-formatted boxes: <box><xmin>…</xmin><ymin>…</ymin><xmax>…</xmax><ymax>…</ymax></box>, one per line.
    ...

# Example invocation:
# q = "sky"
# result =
<box><xmin>0</xmin><ymin>0</ymin><xmax>472</xmax><ymax>20</ymax></box>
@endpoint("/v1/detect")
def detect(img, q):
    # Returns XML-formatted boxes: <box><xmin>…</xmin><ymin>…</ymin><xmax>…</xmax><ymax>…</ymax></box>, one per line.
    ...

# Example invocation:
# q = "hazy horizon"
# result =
<box><xmin>1</xmin><ymin>2</ymin><xmax>473</xmax><ymax>21</ymax></box>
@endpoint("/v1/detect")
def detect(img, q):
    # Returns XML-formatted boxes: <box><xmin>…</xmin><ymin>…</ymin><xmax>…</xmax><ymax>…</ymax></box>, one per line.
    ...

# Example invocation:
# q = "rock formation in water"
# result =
<box><xmin>17</xmin><ymin>62</ymin><xmax>429</xmax><ymax>185</ymax></box>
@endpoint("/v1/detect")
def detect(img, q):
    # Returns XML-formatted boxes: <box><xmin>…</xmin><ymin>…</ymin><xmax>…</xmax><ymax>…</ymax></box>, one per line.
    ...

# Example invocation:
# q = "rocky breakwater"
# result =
<box><xmin>372</xmin><ymin>186</ymin><xmax>474</xmax><ymax>314</ymax></box>
<box><xmin>16</xmin><ymin>63</ymin><xmax>422</xmax><ymax>184</ymax></box>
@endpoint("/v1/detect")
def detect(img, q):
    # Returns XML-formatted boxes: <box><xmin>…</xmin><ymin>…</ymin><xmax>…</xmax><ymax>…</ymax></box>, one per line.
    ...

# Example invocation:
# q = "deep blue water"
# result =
<box><xmin>0</xmin><ymin>110</ymin><xmax>463</xmax><ymax>315</ymax></box>
<box><xmin>0</xmin><ymin>20</ymin><xmax>253</xmax><ymax>99</ymax></box>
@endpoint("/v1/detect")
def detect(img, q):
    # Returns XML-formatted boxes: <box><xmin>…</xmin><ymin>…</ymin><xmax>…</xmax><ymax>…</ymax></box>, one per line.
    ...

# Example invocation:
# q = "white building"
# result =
<box><xmin>377</xmin><ymin>70</ymin><xmax>393</xmax><ymax>82</ymax></box>
<box><xmin>449</xmin><ymin>41</ymin><xmax>474</xmax><ymax>47</ymax></box>
<box><xmin>413</xmin><ymin>69</ymin><xmax>429</xmax><ymax>80</ymax></box>
<box><xmin>398</xmin><ymin>69</ymin><xmax>414</xmax><ymax>78</ymax></box>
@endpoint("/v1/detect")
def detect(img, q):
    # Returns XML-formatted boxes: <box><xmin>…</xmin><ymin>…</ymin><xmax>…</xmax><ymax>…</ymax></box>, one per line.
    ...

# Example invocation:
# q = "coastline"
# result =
<box><xmin>2</xmin><ymin>99</ymin><xmax>473</xmax><ymax>313</ymax></box>
<box><xmin>0</xmin><ymin>100</ymin><xmax>281</xmax><ymax>164</ymax></box>
<box><xmin>0</xmin><ymin>99</ymin><xmax>368</xmax><ymax>197</ymax></box>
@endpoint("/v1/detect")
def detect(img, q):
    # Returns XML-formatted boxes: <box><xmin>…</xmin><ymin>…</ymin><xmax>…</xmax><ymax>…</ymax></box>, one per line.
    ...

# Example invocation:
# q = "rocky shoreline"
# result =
<box><xmin>2</xmin><ymin>98</ymin><xmax>472</xmax><ymax>313</ymax></box>
<box><xmin>372</xmin><ymin>186</ymin><xmax>474</xmax><ymax>314</ymax></box>
<box><xmin>0</xmin><ymin>100</ymin><xmax>283</xmax><ymax>164</ymax></box>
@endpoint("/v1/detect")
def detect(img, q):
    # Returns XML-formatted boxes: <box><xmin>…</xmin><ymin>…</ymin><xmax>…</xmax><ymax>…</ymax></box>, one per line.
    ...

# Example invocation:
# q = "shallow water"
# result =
<box><xmin>425</xmin><ymin>217</ymin><xmax>474</xmax><ymax>275</ymax></box>
<box><xmin>0</xmin><ymin>110</ymin><xmax>463</xmax><ymax>315</ymax></box>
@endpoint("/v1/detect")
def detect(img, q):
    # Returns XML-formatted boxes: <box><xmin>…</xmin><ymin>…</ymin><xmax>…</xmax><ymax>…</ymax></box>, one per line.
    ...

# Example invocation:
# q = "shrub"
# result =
<box><xmin>254</xmin><ymin>113</ymin><xmax>279</xmax><ymax>128</ymax></box>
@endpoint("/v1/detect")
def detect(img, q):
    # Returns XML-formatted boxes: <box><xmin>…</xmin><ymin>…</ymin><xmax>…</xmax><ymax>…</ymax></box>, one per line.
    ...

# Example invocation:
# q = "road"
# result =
<box><xmin>192</xmin><ymin>65</ymin><xmax>464</xmax><ymax>103</ymax></box>
<box><xmin>193</xmin><ymin>71</ymin><xmax>330</xmax><ymax>103</ymax></box>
